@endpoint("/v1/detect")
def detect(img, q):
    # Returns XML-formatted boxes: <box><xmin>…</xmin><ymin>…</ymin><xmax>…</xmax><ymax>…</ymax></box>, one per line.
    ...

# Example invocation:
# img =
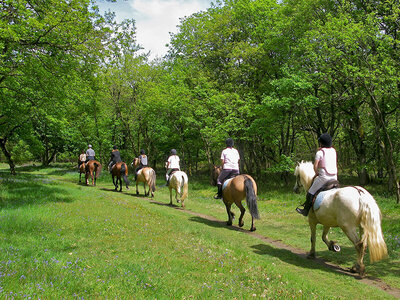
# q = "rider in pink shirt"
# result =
<box><xmin>296</xmin><ymin>133</ymin><xmax>338</xmax><ymax>216</ymax></box>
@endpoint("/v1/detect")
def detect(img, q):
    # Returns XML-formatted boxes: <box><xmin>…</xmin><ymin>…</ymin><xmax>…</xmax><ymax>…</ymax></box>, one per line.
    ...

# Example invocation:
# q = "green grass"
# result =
<box><xmin>0</xmin><ymin>163</ymin><xmax>399</xmax><ymax>299</ymax></box>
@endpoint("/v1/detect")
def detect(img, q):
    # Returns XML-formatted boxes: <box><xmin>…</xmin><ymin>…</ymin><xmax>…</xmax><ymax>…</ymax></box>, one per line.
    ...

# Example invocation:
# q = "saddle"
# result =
<box><xmin>312</xmin><ymin>180</ymin><xmax>340</xmax><ymax>205</ymax></box>
<box><xmin>222</xmin><ymin>174</ymin><xmax>238</xmax><ymax>190</ymax></box>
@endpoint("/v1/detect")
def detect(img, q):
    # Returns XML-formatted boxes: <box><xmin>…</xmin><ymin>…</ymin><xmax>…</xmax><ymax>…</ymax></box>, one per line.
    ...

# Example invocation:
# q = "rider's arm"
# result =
<box><xmin>313</xmin><ymin>159</ymin><xmax>320</xmax><ymax>175</ymax></box>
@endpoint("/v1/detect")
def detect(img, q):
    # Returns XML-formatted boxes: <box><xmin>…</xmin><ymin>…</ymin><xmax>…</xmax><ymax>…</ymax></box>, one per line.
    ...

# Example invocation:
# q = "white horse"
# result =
<box><xmin>293</xmin><ymin>161</ymin><xmax>387</xmax><ymax>276</ymax></box>
<box><xmin>168</xmin><ymin>171</ymin><xmax>189</xmax><ymax>208</ymax></box>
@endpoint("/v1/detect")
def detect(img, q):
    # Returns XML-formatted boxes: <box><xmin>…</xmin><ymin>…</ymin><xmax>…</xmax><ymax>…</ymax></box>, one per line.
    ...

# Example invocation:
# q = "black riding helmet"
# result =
<box><xmin>113</xmin><ymin>145</ymin><xmax>118</xmax><ymax>150</ymax></box>
<box><xmin>318</xmin><ymin>133</ymin><xmax>332</xmax><ymax>148</ymax></box>
<box><xmin>170</xmin><ymin>149</ymin><xmax>177</xmax><ymax>155</ymax></box>
<box><xmin>226</xmin><ymin>138</ymin><xmax>234</xmax><ymax>147</ymax></box>
<box><xmin>140</xmin><ymin>149</ymin><xmax>145</xmax><ymax>155</ymax></box>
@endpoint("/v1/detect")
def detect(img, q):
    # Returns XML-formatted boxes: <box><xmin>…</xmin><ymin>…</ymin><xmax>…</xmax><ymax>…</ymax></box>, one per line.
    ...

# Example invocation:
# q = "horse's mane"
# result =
<box><xmin>295</xmin><ymin>161</ymin><xmax>315</xmax><ymax>189</ymax></box>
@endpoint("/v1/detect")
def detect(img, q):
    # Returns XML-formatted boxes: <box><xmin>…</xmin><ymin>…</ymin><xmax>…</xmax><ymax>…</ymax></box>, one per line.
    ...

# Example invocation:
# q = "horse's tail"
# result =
<box><xmin>150</xmin><ymin>169</ymin><xmax>156</xmax><ymax>192</ymax></box>
<box><xmin>180</xmin><ymin>173</ymin><xmax>188</xmax><ymax>201</ymax></box>
<box><xmin>244</xmin><ymin>175</ymin><xmax>259</xmax><ymax>219</ymax></box>
<box><xmin>94</xmin><ymin>162</ymin><xmax>102</xmax><ymax>178</ymax></box>
<box><xmin>121</xmin><ymin>163</ymin><xmax>129</xmax><ymax>187</ymax></box>
<box><xmin>358</xmin><ymin>188</ymin><xmax>388</xmax><ymax>263</ymax></box>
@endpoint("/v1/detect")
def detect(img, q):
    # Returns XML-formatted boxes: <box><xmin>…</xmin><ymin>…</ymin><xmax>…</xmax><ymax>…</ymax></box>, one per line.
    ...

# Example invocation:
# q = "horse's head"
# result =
<box><xmin>131</xmin><ymin>157</ymin><xmax>139</xmax><ymax>168</ymax></box>
<box><xmin>210</xmin><ymin>165</ymin><xmax>222</xmax><ymax>186</ymax></box>
<box><xmin>293</xmin><ymin>161</ymin><xmax>314</xmax><ymax>193</ymax></box>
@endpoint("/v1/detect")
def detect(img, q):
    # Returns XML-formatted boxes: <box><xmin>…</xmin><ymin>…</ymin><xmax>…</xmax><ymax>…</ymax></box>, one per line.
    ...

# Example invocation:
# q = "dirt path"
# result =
<box><xmin>149</xmin><ymin>199</ymin><xmax>400</xmax><ymax>299</ymax></box>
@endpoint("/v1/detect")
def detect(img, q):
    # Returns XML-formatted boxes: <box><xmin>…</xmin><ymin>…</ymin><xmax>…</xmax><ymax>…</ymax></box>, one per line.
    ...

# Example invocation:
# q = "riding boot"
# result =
<box><xmin>296</xmin><ymin>192</ymin><xmax>313</xmax><ymax>216</ymax></box>
<box><xmin>214</xmin><ymin>184</ymin><xmax>222</xmax><ymax>199</ymax></box>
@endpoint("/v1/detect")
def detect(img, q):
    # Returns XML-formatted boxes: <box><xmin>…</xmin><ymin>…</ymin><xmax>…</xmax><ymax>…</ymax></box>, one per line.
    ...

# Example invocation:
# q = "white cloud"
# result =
<box><xmin>96</xmin><ymin>0</ymin><xmax>212</xmax><ymax>59</ymax></box>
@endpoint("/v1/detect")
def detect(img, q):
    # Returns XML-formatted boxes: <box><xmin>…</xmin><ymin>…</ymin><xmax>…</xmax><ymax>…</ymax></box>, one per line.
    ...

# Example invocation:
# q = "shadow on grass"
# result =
<box><xmin>0</xmin><ymin>171</ymin><xmax>74</xmax><ymax>209</ymax></box>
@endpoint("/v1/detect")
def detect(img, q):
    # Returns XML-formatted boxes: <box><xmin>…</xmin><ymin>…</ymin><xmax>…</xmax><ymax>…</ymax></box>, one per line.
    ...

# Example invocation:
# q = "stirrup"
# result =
<box><xmin>295</xmin><ymin>206</ymin><xmax>308</xmax><ymax>216</ymax></box>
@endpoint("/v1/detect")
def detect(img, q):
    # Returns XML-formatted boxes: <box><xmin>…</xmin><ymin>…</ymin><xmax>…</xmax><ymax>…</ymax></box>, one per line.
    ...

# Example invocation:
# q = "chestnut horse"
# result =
<box><xmin>212</xmin><ymin>166</ymin><xmax>259</xmax><ymax>231</ymax></box>
<box><xmin>293</xmin><ymin>161</ymin><xmax>387</xmax><ymax>276</ymax></box>
<box><xmin>131</xmin><ymin>158</ymin><xmax>156</xmax><ymax>197</ymax></box>
<box><xmin>111</xmin><ymin>162</ymin><xmax>129</xmax><ymax>192</ymax></box>
<box><xmin>85</xmin><ymin>160</ymin><xmax>102</xmax><ymax>186</ymax></box>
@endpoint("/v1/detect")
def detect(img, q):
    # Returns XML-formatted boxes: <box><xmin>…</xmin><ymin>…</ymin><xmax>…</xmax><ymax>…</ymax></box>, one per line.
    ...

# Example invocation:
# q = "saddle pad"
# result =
<box><xmin>313</xmin><ymin>189</ymin><xmax>337</xmax><ymax>211</ymax></box>
<box><xmin>222</xmin><ymin>178</ymin><xmax>234</xmax><ymax>190</ymax></box>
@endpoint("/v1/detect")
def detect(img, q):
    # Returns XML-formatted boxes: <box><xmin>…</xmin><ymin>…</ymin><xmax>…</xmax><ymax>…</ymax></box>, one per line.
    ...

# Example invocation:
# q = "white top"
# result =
<box><xmin>315</xmin><ymin>147</ymin><xmax>337</xmax><ymax>178</ymax></box>
<box><xmin>167</xmin><ymin>155</ymin><xmax>180</xmax><ymax>169</ymax></box>
<box><xmin>221</xmin><ymin>147</ymin><xmax>240</xmax><ymax>170</ymax></box>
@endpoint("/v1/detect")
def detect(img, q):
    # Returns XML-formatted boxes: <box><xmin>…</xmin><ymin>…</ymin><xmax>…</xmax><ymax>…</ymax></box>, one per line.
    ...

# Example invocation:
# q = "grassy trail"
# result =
<box><xmin>0</xmin><ymin>163</ymin><xmax>399</xmax><ymax>299</ymax></box>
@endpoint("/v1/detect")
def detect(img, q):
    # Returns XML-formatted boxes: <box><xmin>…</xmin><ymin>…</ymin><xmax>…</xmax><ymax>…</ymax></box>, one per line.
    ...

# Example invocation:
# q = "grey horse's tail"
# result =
<box><xmin>244</xmin><ymin>175</ymin><xmax>259</xmax><ymax>219</ymax></box>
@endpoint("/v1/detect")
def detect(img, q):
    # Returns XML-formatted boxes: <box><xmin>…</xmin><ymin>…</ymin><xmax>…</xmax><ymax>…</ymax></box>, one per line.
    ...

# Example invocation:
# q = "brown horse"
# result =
<box><xmin>212</xmin><ymin>166</ymin><xmax>259</xmax><ymax>231</ymax></box>
<box><xmin>111</xmin><ymin>161</ymin><xmax>129</xmax><ymax>192</ymax></box>
<box><xmin>85</xmin><ymin>160</ymin><xmax>102</xmax><ymax>186</ymax></box>
<box><xmin>131</xmin><ymin>158</ymin><xmax>156</xmax><ymax>197</ymax></box>
<box><xmin>79</xmin><ymin>162</ymin><xmax>86</xmax><ymax>183</ymax></box>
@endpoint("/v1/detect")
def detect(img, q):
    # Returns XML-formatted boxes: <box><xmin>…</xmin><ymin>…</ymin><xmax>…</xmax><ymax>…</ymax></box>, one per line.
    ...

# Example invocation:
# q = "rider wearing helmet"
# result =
<box><xmin>108</xmin><ymin>145</ymin><xmax>122</xmax><ymax>173</ymax></box>
<box><xmin>214</xmin><ymin>138</ymin><xmax>240</xmax><ymax>199</ymax></box>
<box><xmin>165</xmin><ymin>149</ymin><xmax>180</xmax><ymax>186</ymax></box>
<box><xmin>85</xmin><ymin>144</ymin><xmax>95</xmax><ymax>163</ymax></box>
<box><xmin>296</xmin><ymin>133</ymin><xmax>338</xmax><ymax>216</ymax></box>
<box><xmin>78</xmin><ymin>150</ymin><xmax>86</xmax><ymax>168</ymax></box>
<box><xmin>134</xmin><ymin>149</ymin><xmax>148</xmax><ymax>181</ymax></box>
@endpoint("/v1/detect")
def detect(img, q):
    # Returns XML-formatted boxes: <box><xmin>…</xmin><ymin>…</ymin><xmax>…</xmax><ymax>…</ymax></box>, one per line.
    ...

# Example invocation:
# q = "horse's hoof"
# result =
<box><xmin>250</xmin><ymin>227</ymin><xmax>256</xmax><ymax>232</ymax></box>
<box><xmin>239</xmin><ymin>222</ymin><xmax>244</xmax><ymax>228</ymax></box>
<box><xmin>227</xmin><ymin>221</ymin><xmax>232</xmax><ymax>226</ymax></box>
<box><xmin>126</xmin><ymin>187</ymin><xmax>130</xmax><ymax>190</ymax></box>
<box><xmin>307</xmin><ymin>253</ymin><xmax>316</xmax><ymax>259</ymax></box>
<box><xmin>136</xmin><ymin>191</ymin><xmax>139</xmax><ymax>195</ymax></box>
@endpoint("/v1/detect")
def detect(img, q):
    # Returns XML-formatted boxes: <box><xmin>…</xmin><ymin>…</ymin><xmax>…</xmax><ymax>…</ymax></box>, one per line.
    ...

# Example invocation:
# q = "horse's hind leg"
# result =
<box><xmin>113</xmin><ymin>176</ymin><xmax>117</xmax><ymax>190</ymax></box>
<box><xmin>136</xmin><ymin>181</ymin><xmax>139</xmax><ymax>195</ymax></box>
<box><xmin>322</xmin><ymin>226</ymin><xmax>340</xmax><ymax>252</ymax></box>
<box><xmin>144</xmin><ymin>182</ymin><xmax>148</xmax><ymax>196</ymax></box>
<box><xmin>169</xmin><ymin>188</ymin><xmax>173</xmax><ymax>205</ymax></box>
<box><xmin>342</xmin><ymin>226</ymin><xmax>365</xmax><ymax>276</ymax></box>
<box><xmin>236</xmin><ymin>201</ymin><xmax>246</xmax><ymax>228</ymax></box>
<box><xmin>119</xmin><ymin>178</ymin><xmax>122</xmax><ymax>192</ymax></box>
<box><xmin>224</xmin><ymin>202</ymin><xmax>233</xmax><ymax>226</ymax></box>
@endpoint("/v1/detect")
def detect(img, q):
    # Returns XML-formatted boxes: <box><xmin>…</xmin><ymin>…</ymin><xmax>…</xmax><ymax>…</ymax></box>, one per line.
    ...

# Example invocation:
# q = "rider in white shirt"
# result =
<box><xmin>165</xmin><ymin>149</ymin><xmax>180</xmax><ymax>185</ymax></box>
<box><xmin>296</xmin><ymin>133</ymin><xmax>338</xmax><ymax>216</ymax></box>
<box><xmin>214</xmin><ymin>138</ymin><xmax>240</xmax><ymax>199</ymax></box>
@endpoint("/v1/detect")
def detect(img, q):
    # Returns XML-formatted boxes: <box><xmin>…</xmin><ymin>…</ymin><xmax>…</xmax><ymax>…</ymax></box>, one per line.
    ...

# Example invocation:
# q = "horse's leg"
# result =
<box><xmin>308</xmin><ymin>217</ymin><xmax>318</xmax><ymax>259</ymax></box>
<box><xmin>235</xmin><ymin>201</ymin><xmax>246</xmax><ymax>228</ymax></box>
<box><xmin>342</xmin><ymin>226</ymin><xmax>365</xmax><ymax>276</ymax></box>
<box><xmin>169</xmin><ymin>187</ymin><xmax>173</xmax><ymax>205</ymax></box>
<box><xmin>224</xmin><ymin>202</ymin><xmax>233</xmax><ymax>226</ymax></box>
<box><xmin>79</xmin><ymin>172</ymin><xmax>81</xmax><ymax>183</ymax></box>
<box><xmin>91</xmin><ymin>171</ymin><xmax>94</xmax><ymax>186</ymax></box>
<box><xmin>136</xmin><ymin>180</ymin><xmax>139</xmax><ymax>195</ymax></box>
<box><xmin>144</xmin><ymin>182</ymin><xmax>148</xmax><ymax>196</ymax></box>
<box><xmin>119</xmin><ymin>177</ymin><xmax>122</xmax><ymax>192</ymax></box>
<box><xmin>321</xmin><ymin>226</ymin><xmax>340</xmax><ymax>252</ymax></box>
<box><xmin>113</xmin><ymin>175</ymin><xmax>117</xmax><ymax>191</ymax></box>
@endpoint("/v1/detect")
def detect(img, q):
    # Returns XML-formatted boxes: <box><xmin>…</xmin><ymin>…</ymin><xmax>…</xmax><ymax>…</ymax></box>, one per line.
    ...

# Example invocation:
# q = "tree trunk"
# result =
<box><xmin>368</xmin><ymin>91</ymin><xmax>400</xmax><ymax>203</ymax></box>
<box><xmin>0</xmin><ymin>138</ymin><xmax>16</xmax><ymax>175</ymax></box>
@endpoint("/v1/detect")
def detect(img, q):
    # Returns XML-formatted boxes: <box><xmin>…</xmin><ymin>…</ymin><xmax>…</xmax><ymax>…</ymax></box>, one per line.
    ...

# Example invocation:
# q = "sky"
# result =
<box><xmin>95</xmin><ymin>0</ymin><xmax>213</xmax><ymax>60</ymax></box>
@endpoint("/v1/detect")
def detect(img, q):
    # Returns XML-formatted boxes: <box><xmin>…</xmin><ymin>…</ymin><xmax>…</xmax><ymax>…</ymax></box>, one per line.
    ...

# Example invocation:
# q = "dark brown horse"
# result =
<box><xmin>212</xmin><ymin>166</ymin><xmax>259</xmax><ymax>231</ymax></box>
<box><xmin>85</xmin><ymin>160</ymin><xmax>102</xmax><ymax>186</ymax></box>
<box><xmin>111</xmin><ymin>162</ymin><xmax>129</xmax><ymax>192</ymax></box>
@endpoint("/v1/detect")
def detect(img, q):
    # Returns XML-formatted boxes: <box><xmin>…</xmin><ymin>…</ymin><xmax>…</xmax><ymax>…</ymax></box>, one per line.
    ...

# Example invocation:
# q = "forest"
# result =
<box><xmin>1</xmin><ymin>0</ymin><xmax>400</xmax><ymax>202</ymax></box>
